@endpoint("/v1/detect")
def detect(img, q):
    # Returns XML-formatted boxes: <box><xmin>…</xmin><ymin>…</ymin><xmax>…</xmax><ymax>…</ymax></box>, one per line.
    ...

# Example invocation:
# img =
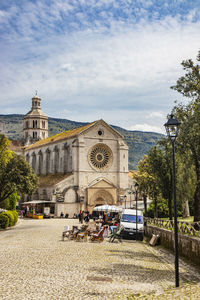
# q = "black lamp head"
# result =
<box><xmin>164</xmin><ymin>114</ymin><xmax>181</xmax><ymax>141</ymax></box>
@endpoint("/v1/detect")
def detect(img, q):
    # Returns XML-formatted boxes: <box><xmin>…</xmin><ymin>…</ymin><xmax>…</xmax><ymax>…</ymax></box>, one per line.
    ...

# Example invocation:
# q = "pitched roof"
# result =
<box><xmin>38</xmin><ymin>173</ymin><xmax>72</xmax><ymax>187</ymax></box>
<box><xmin>25</xmin><ymin>121</ymin><xmax>96</xmax><ymax>150</ymax></box>
<box><xmin>128</xmin><ymin>170</ymin><xmax>137</xmax><ymax>178</ymax></box>
<box><xmin>24</xmin><ymin>108</ymin><xmax>48</xmax><ymax>118</ymax></box>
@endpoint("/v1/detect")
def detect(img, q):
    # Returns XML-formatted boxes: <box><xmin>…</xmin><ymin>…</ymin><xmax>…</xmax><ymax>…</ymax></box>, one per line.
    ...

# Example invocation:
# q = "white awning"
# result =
<box><xmin>93</xmin><ymin>205</ymin><xmax>123</xmax><ymax>212</ymax></box>
<box><xmin>22</xmin><ymin>200</ymin><xmax>55</xmax><ymax>205</ymax></box>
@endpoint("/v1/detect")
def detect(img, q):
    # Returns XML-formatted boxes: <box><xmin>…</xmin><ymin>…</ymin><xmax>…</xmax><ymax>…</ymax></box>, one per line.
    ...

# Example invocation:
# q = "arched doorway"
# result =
<box><xmin>88</xmin><ymin>189</ymin><xmax>114</xmax><ymax>212</ymax></box>
<box><xmin>95</xmin><ymin>197</ymin><xmax>105</xmax><ymax>207</ymax></box>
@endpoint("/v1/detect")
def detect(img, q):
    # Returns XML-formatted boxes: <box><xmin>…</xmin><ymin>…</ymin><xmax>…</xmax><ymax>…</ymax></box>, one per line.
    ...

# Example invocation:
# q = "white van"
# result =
<box><xmin>120</xmin><ymin>209</ymin><xmax>144</xmax><ymax>240</ymax></box>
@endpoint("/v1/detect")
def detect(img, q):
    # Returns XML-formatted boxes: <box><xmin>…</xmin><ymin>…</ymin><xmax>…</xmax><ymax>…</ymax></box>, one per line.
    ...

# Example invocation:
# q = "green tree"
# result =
<box><xmin>134</xmin><ymin>155</ymin><xmax>160</xmax><ymax>218</ymax></box>
<box><xmin>0</xmin><ymin>135</ymin><xmax>38</xmax><ymax>204</ymax></box>
<box><xmin>176</xmin><ymin>158</ymin><xmax>196</xmax><ymax>218</ymax></box>
<box><xmin>148</xmin><ymin>144</ymin><xmax>173</xmax><ymax>219</ymax></box>
<box><xmin>0</xmin><ymin>134</ymin><xmax>13</xmax><ymax>166</ymax></box>
<box><xmin>1</xmin><ymin>193</ymin><xmax>20</xmax><ymax>210</ymax></box>
<box><xmin>171</xmin><ymin>51</ymin><xmax>200</xmax><ymax>221</ymax></box>
<box><xmin>133</xmin><ymin>156</ymin><xmax>153</xmax><ymax>216</ymax></box>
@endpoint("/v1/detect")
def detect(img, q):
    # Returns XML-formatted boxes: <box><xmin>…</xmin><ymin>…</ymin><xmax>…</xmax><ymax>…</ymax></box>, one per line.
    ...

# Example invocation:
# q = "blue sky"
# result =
<box><xmin>0</xmin><ymin>0</ymin><xmax>200</xmax><ymax>133</ymax></box>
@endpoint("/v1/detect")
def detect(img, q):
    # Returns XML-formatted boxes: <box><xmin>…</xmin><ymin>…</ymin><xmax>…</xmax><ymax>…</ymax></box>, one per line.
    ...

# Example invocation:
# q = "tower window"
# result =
<box><xmin>33</xmin><ymin>120</ymin><xmax>38</xmax><ymax>128</ymax></box>
<box><xmin>33</xmin><ymin>132</ymin><xmax>37</xmax><ymax>138</ymax></box>
<box><xmin>42</xmin><ymin>121</ymin><xmax>45</xmax><ymax>128</ymax></box>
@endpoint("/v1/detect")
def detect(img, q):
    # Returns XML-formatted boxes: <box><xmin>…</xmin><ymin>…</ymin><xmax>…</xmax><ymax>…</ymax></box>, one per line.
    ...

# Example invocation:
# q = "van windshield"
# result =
<box><xmin>121</xmin><ymin>214</ymin><xmax>143</xmax><ymax>224</ymax></box>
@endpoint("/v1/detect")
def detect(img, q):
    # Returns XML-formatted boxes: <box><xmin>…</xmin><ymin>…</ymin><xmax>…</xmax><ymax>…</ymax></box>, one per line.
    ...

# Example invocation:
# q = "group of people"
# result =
<box><xmin>78</xmin><ymin>210</ymin><xmax>90</xmax><ymax>224</ymax></box>
<box><xmin>60</xmin><ymin>210</ymin><xmax>120</xmax><ymax>227</ymax></box>
<box><xmin>77</xmin><ymin>210</ymin><xmax>120</xmax><ymax>226</ymax></box>
<box><xmin>60</xmin><ymin>212</ymin><xmax>69</xmax><ymax>218</ymax></box>
<box><xmin>101</xmin><ymin>212</ymin><xmax>120</xmax><ymax>226</ymax></box>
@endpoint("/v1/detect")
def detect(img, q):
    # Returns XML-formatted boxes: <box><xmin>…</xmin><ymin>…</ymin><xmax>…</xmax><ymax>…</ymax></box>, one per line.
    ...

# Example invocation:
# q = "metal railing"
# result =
<box><xmin>144</xmin><ymin>217</ymin><xmax>200</xmax><ymax>238</ymax></box>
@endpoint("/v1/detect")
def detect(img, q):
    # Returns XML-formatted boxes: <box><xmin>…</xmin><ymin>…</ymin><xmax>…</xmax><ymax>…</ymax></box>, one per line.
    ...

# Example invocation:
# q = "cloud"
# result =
<box><xmin>0</xmin><ymin>1</ymin><xmax>200</xmax><ymax>134</ymax></box>
<box><xmin>148</xmin><ymin>111</ymin><xmax>164</xmax><ymax>118</ymax></box>
<box><xmin>129</xmin><ymin>123</ymin><xmax>164</xmax><ymax>134</ymax></box>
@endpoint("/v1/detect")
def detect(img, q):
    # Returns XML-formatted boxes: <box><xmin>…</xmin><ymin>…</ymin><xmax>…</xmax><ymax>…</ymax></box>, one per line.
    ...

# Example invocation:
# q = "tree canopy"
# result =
<box><xmin>134</xmin><ymin>143</ymin><xmax>173</xmax><ymax>218</ymax></box>
<box><xmin>0</xmin><ymin>134</ymin><xmax>38</xmax><ymax>204</ymax></box>
<box><xmin>171</xmin><ymin>51</ymin><xmax>200</xmax><ymax>221</ymax></box>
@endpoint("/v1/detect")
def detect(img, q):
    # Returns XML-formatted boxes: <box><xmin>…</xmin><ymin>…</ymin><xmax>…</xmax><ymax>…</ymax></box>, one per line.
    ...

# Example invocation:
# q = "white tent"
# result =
<box><xmin>93</xmin><ymin>205</ymin><xmax>123</xmax><ymax>213</ymax></box>
<box><xmin>22</xmin><ymin>200</ymin><xmax>55</xmax><ymax>205</ymax></box>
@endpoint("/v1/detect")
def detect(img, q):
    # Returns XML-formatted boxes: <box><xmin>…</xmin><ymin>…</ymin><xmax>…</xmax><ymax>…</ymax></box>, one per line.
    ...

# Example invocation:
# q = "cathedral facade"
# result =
<box><xmin>23</xmin><ymin>95</ymin><xmax>129</xmax><ymax>217</ymax></box>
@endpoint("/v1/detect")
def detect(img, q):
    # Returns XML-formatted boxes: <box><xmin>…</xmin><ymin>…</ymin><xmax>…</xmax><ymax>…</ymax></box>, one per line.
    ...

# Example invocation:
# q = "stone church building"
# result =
<box><xmin>23</xmin><ymin>94</ymin><xmax>130</xmax><ymax>217</ymax></box>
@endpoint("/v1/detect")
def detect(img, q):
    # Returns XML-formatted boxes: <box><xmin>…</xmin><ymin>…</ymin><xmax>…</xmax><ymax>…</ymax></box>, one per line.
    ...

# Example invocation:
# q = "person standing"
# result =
<box><xmin>78</xmin><ymin>210</ymin><xmax>82</xmax><ymax>223</ymax></box>
<box><xmin>81</xmin><ymin>211</ymin><xmax>84</xmax><ymax>224</ymax></box>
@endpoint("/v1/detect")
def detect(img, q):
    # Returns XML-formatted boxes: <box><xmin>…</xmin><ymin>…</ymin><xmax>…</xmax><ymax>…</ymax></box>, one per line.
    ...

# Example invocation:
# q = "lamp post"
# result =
<box><xmin>134</xmin><ymin>182</ymin><xmax>139</xmax><ymax>240</ymax></box>
<box><xmin>164</xmin><ymin>114</ymin><xmax>181</xmax><ymax>288</ymax></box>
<box><xmin>124</xmin><ymin>195</ymin><xmax>127</xmax><ymax>209</ymax></box>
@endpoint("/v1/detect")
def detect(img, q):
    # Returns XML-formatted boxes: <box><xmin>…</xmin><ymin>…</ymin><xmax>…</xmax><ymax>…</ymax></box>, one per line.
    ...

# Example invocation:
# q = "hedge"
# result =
<box><xmin>12</xmin><ymin>211</ymin><xmax>18</xmax><ymax>224</ymax></box>
<box><xmin>0</xmin><ymin>212</ymin><xmax>9</xmax><ymax>229</ymax></box>
<box><xmin>0</xmin><ymin>210</ymin><xmax>18</xmax><ymax>229</ymax></box>
<box><xmin>6</xmin><ymin>211</ymin><xmax>15</xmax><ymax>226</ymax></box>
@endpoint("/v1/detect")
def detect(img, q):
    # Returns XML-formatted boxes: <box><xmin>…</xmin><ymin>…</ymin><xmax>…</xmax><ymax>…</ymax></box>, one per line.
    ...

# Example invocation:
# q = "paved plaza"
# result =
<box><xmin>0</xmin><ymin>218</ymin><xmax>200</xmax><ymax>300</ymax></box>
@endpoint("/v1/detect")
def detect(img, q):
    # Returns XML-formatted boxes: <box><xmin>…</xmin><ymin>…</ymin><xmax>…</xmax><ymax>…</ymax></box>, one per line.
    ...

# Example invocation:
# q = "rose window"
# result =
<box><xmin>89</xmin><ymin>144</ymin><xmax>112</xmax><ymax>170</ymax></box>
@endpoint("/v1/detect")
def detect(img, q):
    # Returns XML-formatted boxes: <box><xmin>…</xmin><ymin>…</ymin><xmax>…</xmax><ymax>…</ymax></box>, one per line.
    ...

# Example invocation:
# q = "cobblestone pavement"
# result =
<box><xmin>0</xmin><ymin>219</ymin><xmax>200</xmax><ymax>300</ymax></box>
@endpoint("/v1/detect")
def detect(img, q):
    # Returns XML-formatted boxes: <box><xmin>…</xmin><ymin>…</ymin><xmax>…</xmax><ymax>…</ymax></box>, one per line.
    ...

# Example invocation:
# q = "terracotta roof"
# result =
<box><xmin>128</xmin><ymin>170</ymin><xmax>137</xmax><ymax>178</ymax></box>
<box><xmin>25</xmin><ymin>121</ymin><xmax>96</xmax><ymax>150</ymax></box>
<box><xmin>39</xmin><ymin>173</ymin><xmax>73</xmax><ymax>187</ymax></box>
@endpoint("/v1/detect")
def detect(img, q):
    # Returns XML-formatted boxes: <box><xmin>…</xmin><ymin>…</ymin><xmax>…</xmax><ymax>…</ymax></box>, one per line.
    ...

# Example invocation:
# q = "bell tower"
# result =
<box><xmin>24</xmin><ymin>93</ymin><xmax>48</xmax><ymax>145</ymax></box>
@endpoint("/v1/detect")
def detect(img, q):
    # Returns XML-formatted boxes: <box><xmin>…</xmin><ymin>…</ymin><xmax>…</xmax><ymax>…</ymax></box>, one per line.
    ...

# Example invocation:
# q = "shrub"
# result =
<box><xmin>0</xmin><ymin>212</ymin><xmax>9</xmax><ymax>229</ymax></box>
<box><xmin>0</xmin><ymin>211</ymin><xmax>18</xmax><ymax>228</ymax></box>
<box><xmin>8</xmin><ymin>193</ymin><xmax>20</xmax><ymax>210</ymax></box>
<box><xmin>12</xmin><ymin>210</ymin><xmax>18</xmax><ymax>224</ymax></box>
<box><xmin>5</xmin><ymin>211</ymin><xmax>15</xmax><ymax>226</ymax></box>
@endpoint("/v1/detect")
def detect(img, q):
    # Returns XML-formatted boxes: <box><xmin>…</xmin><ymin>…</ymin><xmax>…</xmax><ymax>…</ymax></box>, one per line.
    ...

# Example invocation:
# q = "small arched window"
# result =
<box><xmin>33</xmin><ymin>132</ymin><xmax>37</xmax><ymax>138</ymax></box>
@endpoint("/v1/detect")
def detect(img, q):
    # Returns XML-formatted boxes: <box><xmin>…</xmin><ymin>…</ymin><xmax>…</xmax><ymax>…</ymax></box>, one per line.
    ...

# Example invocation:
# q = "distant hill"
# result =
<box><xmin>0</xmin><ymin>114</ymin><xmax>163</xmax><ymax>170</ymax></box>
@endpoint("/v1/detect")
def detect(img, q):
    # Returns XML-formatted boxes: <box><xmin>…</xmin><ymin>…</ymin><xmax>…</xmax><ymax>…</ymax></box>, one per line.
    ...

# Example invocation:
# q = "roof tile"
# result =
<box><xmin>25</xmin><ymin>121</ymin><xmax>96</xmax><ymax>150</ymax></box>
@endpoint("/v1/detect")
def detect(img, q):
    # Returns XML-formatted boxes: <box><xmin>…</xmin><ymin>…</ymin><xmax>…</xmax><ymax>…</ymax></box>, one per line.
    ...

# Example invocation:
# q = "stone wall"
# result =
<box><xmin>145</xmin><ymin>225</ymin><xmax>200</xmax><ymax>266</ymax></box>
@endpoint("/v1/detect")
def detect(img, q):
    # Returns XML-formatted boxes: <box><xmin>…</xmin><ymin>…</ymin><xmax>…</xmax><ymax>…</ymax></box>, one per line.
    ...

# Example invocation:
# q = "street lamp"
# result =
<box><xmin>164</xmin><ymin>114</ymin><xmax>181</xmax><ymax>288</ymax></box>
<box><xmin>134</xmin><ymin>182</ymin><xmax>139</xmax><ymax>240</ymax></box>
<box><xmin>124</xmin><ymin>195</ymin><xmax>127</xmax><ymax>209</ymax></box>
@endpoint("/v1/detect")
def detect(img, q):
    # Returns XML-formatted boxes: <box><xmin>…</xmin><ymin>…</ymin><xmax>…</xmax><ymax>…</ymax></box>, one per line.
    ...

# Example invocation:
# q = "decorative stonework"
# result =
<box><xmin>88</xmin><ymin>143</ymin><xmax>113</xmax><ymax>170</ymax></box>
